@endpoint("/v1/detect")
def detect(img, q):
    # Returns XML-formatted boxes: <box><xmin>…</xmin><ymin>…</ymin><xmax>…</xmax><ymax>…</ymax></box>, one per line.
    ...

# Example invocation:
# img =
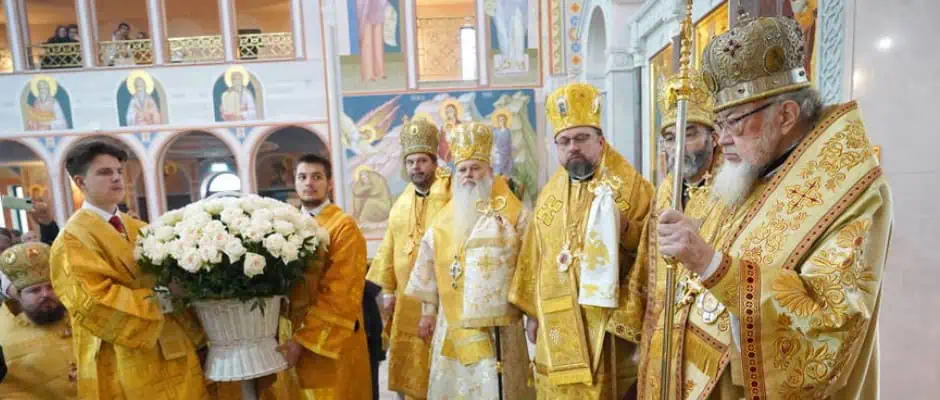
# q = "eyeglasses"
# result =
<box><xmin>554</xmin><ymin>133</ymin><xmax>596</xmax><ymax>148</ymax></box>
<box><xmin>714</xmin><ymin>102</ymin><xmax>776</xmax><ymax>134</ymax></box>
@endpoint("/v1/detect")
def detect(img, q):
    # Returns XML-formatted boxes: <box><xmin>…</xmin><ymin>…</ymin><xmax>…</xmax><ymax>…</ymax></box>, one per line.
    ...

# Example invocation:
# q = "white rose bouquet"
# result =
<box><xmin>136</xmin><ymin>195</ymin><xmax>328</xmax><ymax>306</ymax></box>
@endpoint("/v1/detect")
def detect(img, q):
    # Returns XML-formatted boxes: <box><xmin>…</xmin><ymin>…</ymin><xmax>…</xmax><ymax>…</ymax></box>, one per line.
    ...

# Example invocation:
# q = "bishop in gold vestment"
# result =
<box><xmin>509</xmin><ymin>83</ymin><xmax>654</xmax><ymax>399</ymax></box>
<box><xmin>634</xmin><ymin>17</ymin><xmax>892</xmax><ymax>400</ymax></box>
<box><xmin>367</xmin><ymin>118</ymin><xmax>452</xmax><ymax>398</ymax></box>
<box><xmin>51</xmin><ymin>209</ymin><xmax>209</xmax><ymax>400</ymax></box>
<box><xmin>406</xmin><ymin>122</ymin><xmax>533</xmax><ymax>399</ymax></box>
<box><xmin>0</xmin><ymin>243</ymin><xmax>77</xmax><ymax>399</ymax></box>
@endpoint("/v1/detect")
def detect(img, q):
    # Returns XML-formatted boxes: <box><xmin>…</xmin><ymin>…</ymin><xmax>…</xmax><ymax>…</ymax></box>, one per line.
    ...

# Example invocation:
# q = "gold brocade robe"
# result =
<box><xmin>284</xmin><ymin>204</ymin><xmax>372</xmax><ymax>400</ymax></box>
<box><xmin>406</xmin><ymin>177</ymin><xmax>534</xmax><ymax>400</ymax></box>
<box><xmin>634</xmin><ymin>102</ymin><xmax>892</xmax><ymax>400</ymax></box>
<box><xmin>366</xmin><ymin>169</ymin><xmax>451</xmax><ymax>398</ymax></box>
<box><xmin>509</xmin><ymin>144</ymin><xmax>654</xmax><ymax>399</ymax></box>
<box><xmin>49</xmin><ymin>210</ymin><xmax>209</xmax><ymax>400</ymax></box>
<box><xmin>0</xmin><ymin>306</ymin><xmax>77</xmax><ymax>399</ymax></box>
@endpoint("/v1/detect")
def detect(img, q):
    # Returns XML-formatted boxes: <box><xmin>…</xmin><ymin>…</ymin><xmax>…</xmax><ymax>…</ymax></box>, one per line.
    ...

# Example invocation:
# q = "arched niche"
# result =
<box><xmin>161</xmin><ymin>131</ymin><xmax>240</xmax><ymax>211</ymax></box>
<box><xmin>585</xmin><ymin>8</ymin><xmax>607</xmax><ymax>76</ymax></box>
<box><xmin>59</xmin><ymin>136</ymin><xmax>150</xmax><ymax>221</ymax></box>
<box><xmin>252</xmin><ymin>126</ymin><xmax>329</xmax><ymax>205</ymax></box>
<box><xmin>0</xmin><ymin>140</ymin><xmax>54</xmax><ymax>238</ymax></box>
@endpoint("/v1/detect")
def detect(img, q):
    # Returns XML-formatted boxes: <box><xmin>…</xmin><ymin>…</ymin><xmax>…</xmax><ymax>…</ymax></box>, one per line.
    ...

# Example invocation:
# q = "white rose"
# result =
<box><xmin>166</xmin><ymin>239</ymin><xmax>185</xmax><ymax>260</ymax></box>
<box><xmin>243</xmin><ymin>252</ymin><xmax>266</xmax><ymax>277</ymax></box>
<box><xmin>263</xmin><ymin>234</ymin><xmax>287</xmax><ymax>256</ymax></box>
<box><xmin>274</xmin><ymin>220</ymin><xmax>295</xmax><ymax>236</ymax></box>
<box><xmin>243</xmin><ymin>226</ymin><xmax>267</xmax><ymax>243</ymax></box>
<box><xmin>149</xmin><ymin>243</ymin><xmax>169</xmax><ymax>265</ymax></box>
<box><xmin>155</xmin><ymin>225</ymin><xmax>176</xmax><ymax>241</ymax></box>
<box><xmin>204</xmin><ymin>220</ymin><xmax>226</xmax><ymax>235</ymax></box>
<box><xmin>220</xmin><ymin>207</ymin><xmax>245</xmax><ymax>224</ymax></box>
<box><xmin>281</xmin><ymin>243</ymin><xmax>300</xmax><ymax>263</ymax></box>
<box><xmin>162</xmin><ymin>210</ymin><xmax>184</xmax><ymax>226</ymax></box>
<box><xmin>223</xmin><ymin>239</ymin><xmax>247</xmax><ymax>262</ymax></box>
<box><xmin>251</xmin><ymin>209</ymin><xmax>274</xmax><ymax>224</ymax></box>
<box><xmin>203</xmin><ymin>200</ymin><xmax>225</xmax><ymax>215</ymax></box>
<box><xmin>249</xmin><ymin>216</ymin><xmax>273</xmax><ymax>235</ymax></box>
<box><xmin>133</xmin><ymin>245</ymin><xmax>143</xmax><ymax>261</ymax></box>
<box><xmin>287</xmin><ymin>234</ymin><xmax>303</xmax><ymax>248</ymax></box>
<box><xmin>228</xmin><ymin>216</ymin><xmax>251</xmax><ymax>235</ymax></box>
<box><xmin>200</xmin><ymin>245</ymin><xmax>223</xmax><ymax>265</ymax></box>
<box><xmin>178</xmin><ymin>248</ymin><xmax>203</xmax><ymax>273</ymax></box>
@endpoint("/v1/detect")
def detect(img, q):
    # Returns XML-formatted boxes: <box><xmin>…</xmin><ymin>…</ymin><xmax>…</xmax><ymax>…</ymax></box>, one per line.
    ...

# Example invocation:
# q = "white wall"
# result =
<box><xmin>850</xmin><ymin>0</ymin><xmax>940</xmax><ymax>397</ymax></box>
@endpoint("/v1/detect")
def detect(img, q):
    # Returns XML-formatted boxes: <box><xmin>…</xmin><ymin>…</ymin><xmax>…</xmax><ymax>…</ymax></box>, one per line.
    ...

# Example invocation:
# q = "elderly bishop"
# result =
<box><xmin>367</xmin><ymin>117</ymin><xmax>452</xmax><ymax>399</ymax></box>
<box><xmin>509</xmin><ymin>83</ymin><xmax>655</xmax><ymax>399</ymax></box>
<box><xmin>638</xmin><ymin>16</ymin><xmax>892</xmax><ymax>399</ymax></box>
<box><xmin>405</xmin><ymin>122</ymin><xmax>534</xmax><ymax>399</ymax></box>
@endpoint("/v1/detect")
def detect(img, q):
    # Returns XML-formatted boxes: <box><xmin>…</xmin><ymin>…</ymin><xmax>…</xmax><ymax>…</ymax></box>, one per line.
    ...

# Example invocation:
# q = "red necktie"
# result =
<box><xmin>109</xmin><ymin>216</ymin><xmax>126</xmax><ymax>235</ymax></box>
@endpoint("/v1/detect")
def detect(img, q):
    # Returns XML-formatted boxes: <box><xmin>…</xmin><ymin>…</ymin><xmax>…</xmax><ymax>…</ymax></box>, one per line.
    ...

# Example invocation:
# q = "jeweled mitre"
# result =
<box><xmin>701</xmin><ymin>16</ymin><xmax>811</xmax><ymax>111</ymax></box>
<box><xmin>545</xmin><ymin>83</ymin><xmax>602</xmax><ymax>137</ymax></box>
<box><xmin>400</xmin><ymin>118</ymin><xmax>440</xmax><ymax>158</ymax></box>
<box><xmin>451</xmin><ymin>122</ymin><xmax>493</xmax><ymax>165</ymax></box>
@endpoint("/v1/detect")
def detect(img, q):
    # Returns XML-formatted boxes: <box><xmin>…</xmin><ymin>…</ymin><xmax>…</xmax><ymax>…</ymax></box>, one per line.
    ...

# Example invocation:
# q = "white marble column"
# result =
<box><xmin>403</xmin><ymin>0</ymin><xmax>417</xmax><ymax>88</ymax></box>
<box><xmin>75</xmin><ymin>0</ymin><xmax>96</xmax><ymax>67</ymax></box>
<box><xmin>475</xmin><ymin>0</ymin><xmax>488</xmax><ymax>85</ymax></box>
<box><xmin>146</xmin><ymin>0</ymin><xmax>167</xmax><ymax>64</ymax></box>
<box><xmin>322</xmin><ymin>0</ymin><xmax>348</xmax><ymax>209</ymax></box>
<box><xmin>3</xmin><ymin>0</ymin><xmax>26</xmax><ymax>71</ymax></box>
<box><xmin>289</xmin><ymin>0</ymin><xmax>304</xmax><ymax>58</ymax></box>
<box><xmin>218</xmin><ymin>0</ymin><xmax>237</xmax><ymax>61</ymax></box>
<box><xmin>604</xmin><ymin>47</ymin><xmax>643</xmax><ymax>167</ymax></box>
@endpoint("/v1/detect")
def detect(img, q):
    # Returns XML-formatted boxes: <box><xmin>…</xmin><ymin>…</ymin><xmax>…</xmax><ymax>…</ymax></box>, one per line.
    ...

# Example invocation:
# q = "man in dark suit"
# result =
<box><xmin>363</xmin><ymin>274</ymin><xmax>386</xmax><ymax>400</ymax></box>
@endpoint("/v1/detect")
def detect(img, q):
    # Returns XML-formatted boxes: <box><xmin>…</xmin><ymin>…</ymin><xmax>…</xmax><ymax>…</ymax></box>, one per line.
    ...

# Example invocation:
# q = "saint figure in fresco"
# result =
<box><xmin>220</xmin><ymin>68</ymin><xmax>258</xmax><ymax>121</ymax></box>
<box><xmin>358</xmin><ymin>0</ymin><xmax>388</xmax><ymax>81</ymax></box>
<box><xmin>25</xmin><ymin>76</ymin><xmax>68</xmax><ymax>131</ymax></box>
<box><xmin>125</xmin><ymin>72</ymin><xmax>162</xmax><ymax>126</ymax></box>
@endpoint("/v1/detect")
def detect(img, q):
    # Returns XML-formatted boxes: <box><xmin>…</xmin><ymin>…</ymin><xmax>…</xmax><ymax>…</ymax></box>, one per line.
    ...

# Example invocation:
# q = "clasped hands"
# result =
<box><xmin>656</xmin><ymin>209</ymin><xmax>715</xmax><ymax>276</ymax></box>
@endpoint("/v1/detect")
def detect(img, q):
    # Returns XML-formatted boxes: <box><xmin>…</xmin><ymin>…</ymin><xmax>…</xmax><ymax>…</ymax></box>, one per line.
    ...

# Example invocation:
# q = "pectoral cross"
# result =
<box><xmin>449</xmin><ymin>257</ymin><xmax>463</xmax><ymax>289</ymax></box>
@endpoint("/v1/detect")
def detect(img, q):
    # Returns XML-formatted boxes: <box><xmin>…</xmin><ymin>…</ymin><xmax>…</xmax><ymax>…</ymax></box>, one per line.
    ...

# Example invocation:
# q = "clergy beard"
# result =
<box><xmin>712</xmin><ymin>128</ymin><xmax>775</xmax><ymax>207</ymax></box>
<box><xmin>565</xmin><ymin>158</ymin><xmax>595</xmax><ymax>180</ymax></box>
<box><xmin>24</xmin><ymin>301</ymin><xmax>66</xmax><ymax>325</ymax></box>
<box><xmin>452</xmin><ymin>175</ymin><xmax>492</xmax><ymax>239</ymax></box>
<box><xmin>667</xmin><ymin>143</ymin><xmax>712</xmax><ymax>180</ymax></box>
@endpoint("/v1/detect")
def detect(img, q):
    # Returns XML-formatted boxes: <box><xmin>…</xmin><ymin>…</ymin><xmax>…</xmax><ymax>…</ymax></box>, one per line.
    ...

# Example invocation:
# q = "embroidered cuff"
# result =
<box><xmin>699</xmin><ymin>252</ymin><xmax>725</xmax><ymax>282</ymax></box>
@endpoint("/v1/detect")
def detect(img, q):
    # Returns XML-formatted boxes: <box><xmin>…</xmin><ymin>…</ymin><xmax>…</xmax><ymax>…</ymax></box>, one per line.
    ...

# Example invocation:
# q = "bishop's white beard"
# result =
<box><xmin>710</xmin><ymin>160</ymin><xmax>761</xmax><ymax>208</ymax></box>
<box><xmin>452</xmin><ymin>175</ymin><xmax>493</xmax><ymax>240</ymax></box>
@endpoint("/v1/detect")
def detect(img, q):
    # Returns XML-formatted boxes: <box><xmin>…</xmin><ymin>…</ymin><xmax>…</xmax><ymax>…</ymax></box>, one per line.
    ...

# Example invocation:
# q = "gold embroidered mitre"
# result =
<box><xmin>660</xmin><ymin>70</ymin><xmax>717</xmax><ymax>134</ymax></box>
<box><xmin>400</xmin><ymin>117</ymin><xmax>441</xmax><ymax>158</ymax></box>
<box><xmin>545</xmin><ymin>83</ymin><xmax>602</xmax><ymax>137</ymax></box>
<box><xmin>0</xmin><ymin>242</ymin><xmax>51</xmax><ymax>290</ymax></box>
<box><xmin>701</xmin><ymin>16</ymin><xmax>811</xmax><ymax>111</ymax></box>
<box><xmin>451</xmin><ymin>122</ymin><xmax>493</xmax><ymax>165</ymax></box>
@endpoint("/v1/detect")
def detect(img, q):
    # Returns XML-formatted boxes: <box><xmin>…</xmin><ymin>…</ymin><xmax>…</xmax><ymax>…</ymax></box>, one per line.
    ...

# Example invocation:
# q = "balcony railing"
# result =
<box><xmin>30</xmin><ymin>42</ymin><xmax>83</xmax><ymax>69</ymax></box>
<box><xmin>237</xmin><ymin>32</ymin><xmax>293</xmax><ymax>60</ymax></box>
<box><xmin>98</xmin><ymin>39</ymin><xmax>153</xmax><ymax>66</ymax></box>
<box><xmin>169</xmin><ymin>35</ymin><xmax>225</xmax><ymax>63</ymax></box>
<box><xmin>6</xmin><ymin>32</ymin><xmax>293</xmax><ymax>71</ymax></box>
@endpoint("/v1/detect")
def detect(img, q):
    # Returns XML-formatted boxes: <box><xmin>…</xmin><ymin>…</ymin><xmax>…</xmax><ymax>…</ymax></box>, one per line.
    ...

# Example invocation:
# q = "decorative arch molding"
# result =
<box><xmin>155</xmin><ymin>129</ymin><xmax>244</xmax><ymax>213</ymax></box>
<box><xmin>0</xmin><ymin>137</ymin><xmax>59</xmax><ymax>223</ymax></box>
<box><xmin>53</xmin><ymin>134</ymin><xmax>150</xmax><ymax>219</ymax></box>
<box><xmin>244</xmin><ymin>124</ymin><xmax>330</xmax><ymax>193</ymax></box>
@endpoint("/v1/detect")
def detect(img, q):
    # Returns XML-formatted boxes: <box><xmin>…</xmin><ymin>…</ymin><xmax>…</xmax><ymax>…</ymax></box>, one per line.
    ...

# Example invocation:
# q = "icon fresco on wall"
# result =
<box><xmin>790</xmin><ymin>0</ymin><xmax>817</xmax><ymax>81</ymax></box>
<box><xmin>486</xmin><ymin>0</ymin><xmax>540</xmax><ymax>85</ymax></box>
<box><xmin>214</xmin><ymin>66</ymin><xmax>263</xmax><ymax>122</ymax></box>
<box><xmin>117</xmin><ymin>70</ymin><xmax>168</xmax><ymax>127</ymax></box>
<box><xmin>340</xmin><ymin>0</ymin><xmax>405</xmax><ymax>92</ymax></box>
<box><xmin>341</xmin><ymin>89</ymin><xmax>539</xmax><ymax>237</ymax></box>
<box><xmin>649</xmin><ymin>44</ymin><xmax>673</xmax><ymax>186</ymax></box>
<box><xmin>21</xmin><ymin>75</ymin><xmax>73</xmax><ymax>131</ymax></box>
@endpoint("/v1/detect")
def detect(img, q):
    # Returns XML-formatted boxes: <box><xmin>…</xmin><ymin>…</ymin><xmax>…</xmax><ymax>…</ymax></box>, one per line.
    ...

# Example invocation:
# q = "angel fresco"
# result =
<box><xmin>352</xmin><ymin>165</ymin><xmax>393</xmax><ymax>225</ymax></box>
